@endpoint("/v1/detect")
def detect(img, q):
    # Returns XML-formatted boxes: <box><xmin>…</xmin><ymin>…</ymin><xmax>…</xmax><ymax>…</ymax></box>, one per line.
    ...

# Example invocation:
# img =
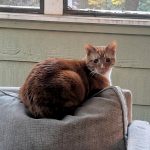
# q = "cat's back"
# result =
<box><xmin>21</xmin><ymin>57</ymin><xmax>88</xmax><ymax>89</ymax></box>
<box><xmin>33</xmin><ymin>58</ymin><xmax>85</xmax><ymax>73</ymax></box>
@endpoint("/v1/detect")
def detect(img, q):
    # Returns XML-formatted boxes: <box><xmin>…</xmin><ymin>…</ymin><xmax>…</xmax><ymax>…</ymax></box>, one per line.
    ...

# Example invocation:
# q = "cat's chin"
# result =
<box><xmin>103</xmin><ymin>69</ymin><xmax>112</xmax><ymax>85</ymax></box>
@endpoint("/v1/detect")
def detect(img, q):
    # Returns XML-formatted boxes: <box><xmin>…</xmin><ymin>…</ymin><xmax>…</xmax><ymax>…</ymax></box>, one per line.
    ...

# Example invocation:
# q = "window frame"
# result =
<box><xmin>0</xmin><ymin>0</ymin><xmax>44</xmax><ymax>14</ymax></box>
<box><xmin>0</xmin><ymin>0</ymin><xmax>148</xmax><ymax>27</ymax></box>
<box><xmin>63</xmin><ymin>0</ymin><xmax>150</xmax><ymax>19</ymax></box>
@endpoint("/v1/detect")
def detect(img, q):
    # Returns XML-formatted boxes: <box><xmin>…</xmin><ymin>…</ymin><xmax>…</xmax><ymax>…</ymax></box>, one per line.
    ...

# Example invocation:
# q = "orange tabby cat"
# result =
<box><xmin>19</xmin><ymin>41</ymin><xmax>117</xmax><ymax>119</ymax></box>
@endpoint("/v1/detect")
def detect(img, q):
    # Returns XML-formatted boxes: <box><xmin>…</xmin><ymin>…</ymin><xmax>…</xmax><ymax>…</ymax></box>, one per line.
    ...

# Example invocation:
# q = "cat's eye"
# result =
<box><xmin>105</xmin><ymin>58</ymin><xmax>111</xmax><ymax>63</ymax></box>
<box><xmin>93</xmin><ymin>59</ymin><xmax>99</xmax><ymax>63</ymax></box>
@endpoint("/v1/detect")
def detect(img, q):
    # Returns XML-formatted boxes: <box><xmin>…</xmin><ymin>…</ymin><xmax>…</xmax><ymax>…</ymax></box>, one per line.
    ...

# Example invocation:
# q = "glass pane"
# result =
<box><xmin>67</xmin><ymin>0</ymin><xmax>150</xmax><ymax>13</ymax></box>
<box><xmin>0</xmin><ymin>0</ymin><xmax>40</xmax><ymax>8</ymax></box>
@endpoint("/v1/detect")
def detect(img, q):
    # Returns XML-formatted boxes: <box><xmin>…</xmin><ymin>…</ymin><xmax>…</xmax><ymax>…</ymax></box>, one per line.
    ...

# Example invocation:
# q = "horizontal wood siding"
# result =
<box><xmin>112</xmin><ymin>67</ymin><xmax>150</xmax><ymax>105</ymax></box>
<box><xmin>133</xmin><ymin>105</ymin><xmax>150</xmax><ymax>122</ymax></box>
<box><xmin>0</xmin><ymin>61</ymin><xmax>34</xmax><ymax>86</ymax></box>
<box><xmin>0</xmin><ymin>19</ymin><xmax>149</xmax><ymax>121</ymax></box>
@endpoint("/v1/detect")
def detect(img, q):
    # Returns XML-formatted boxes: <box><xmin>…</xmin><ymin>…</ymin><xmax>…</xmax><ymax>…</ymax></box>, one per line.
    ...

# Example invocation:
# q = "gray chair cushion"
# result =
<box><xmin>0</xmin><ymin>86</ymin><xmax>130</xmax><ymax>150</ymax></box>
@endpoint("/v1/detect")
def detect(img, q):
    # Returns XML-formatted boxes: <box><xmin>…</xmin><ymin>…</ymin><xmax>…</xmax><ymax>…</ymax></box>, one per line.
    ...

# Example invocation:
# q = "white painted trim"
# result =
<box><xmin>0</xmin><ymin>12</ymin><xmax>149</xmax><ymax>26</ymax></box>
<box><xmin>44</xmin><ymin>0</ymin><xmax>63</xmax><ymax>15</ymax></box>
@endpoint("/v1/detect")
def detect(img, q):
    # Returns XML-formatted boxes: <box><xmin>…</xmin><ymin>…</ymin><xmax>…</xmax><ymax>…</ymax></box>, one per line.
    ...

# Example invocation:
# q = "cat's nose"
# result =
<box><xmin>101</xmin><ymin>64</ymin><xmax>105</xmax><ymax>69</ymax></box>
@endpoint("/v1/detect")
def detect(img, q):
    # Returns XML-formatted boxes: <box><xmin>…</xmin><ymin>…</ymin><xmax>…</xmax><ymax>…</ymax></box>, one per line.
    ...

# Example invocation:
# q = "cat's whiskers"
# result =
<box><xmin>89</xmin><ymin>70</ymin><xmax>103</xmax><ymax>78</ymax></box>
<box><xmin>89</xmin><ymin>71</ymin><xmax>96</xmax><ymax>78</ymax></box>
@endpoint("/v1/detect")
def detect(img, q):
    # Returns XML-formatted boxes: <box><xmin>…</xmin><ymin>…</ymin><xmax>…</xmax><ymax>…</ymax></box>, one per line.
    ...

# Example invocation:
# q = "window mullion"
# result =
<box><xmin>44</xmin><ymin>0</ymin><xmax>63</xmax><ymax>15</ymax></box>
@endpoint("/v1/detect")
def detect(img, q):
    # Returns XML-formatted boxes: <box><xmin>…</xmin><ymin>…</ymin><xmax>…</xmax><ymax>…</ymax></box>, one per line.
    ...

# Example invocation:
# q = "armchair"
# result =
<box><xmin>0</xmin><ymin>86</ymin><xmax>149</xmax><ymax>150</ymax></box>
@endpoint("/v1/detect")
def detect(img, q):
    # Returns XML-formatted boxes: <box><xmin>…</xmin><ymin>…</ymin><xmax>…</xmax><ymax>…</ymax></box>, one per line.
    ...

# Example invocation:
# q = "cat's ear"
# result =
<box><xmin>106</xmin><ymin>41</ymin><xmax>117</xmax><ymax>55</ymax></box>
<box><xmin>84</xmin><ymin>44</ymin><xmax>97</xmax><ymax>55</ymax></box>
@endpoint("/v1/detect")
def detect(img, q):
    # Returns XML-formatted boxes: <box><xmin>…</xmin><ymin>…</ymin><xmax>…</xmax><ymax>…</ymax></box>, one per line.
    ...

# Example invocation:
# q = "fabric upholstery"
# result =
<box><xmin>127</xmin><ymin>120</ymin><xmax>150</xmax><ymax>150</ymax></box>
<box><xmin>0</xmin><ymin>86</ymin><xmax>131</xmax><ymax>150</ymax></box>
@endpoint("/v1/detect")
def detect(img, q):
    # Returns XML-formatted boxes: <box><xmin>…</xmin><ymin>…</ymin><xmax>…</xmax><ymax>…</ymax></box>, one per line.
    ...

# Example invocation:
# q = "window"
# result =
<box><xmin>0</xmin><ymin>0</ymin><xmax>44</xmax><ymax>14</ymax></box>
<box><xmin>64</xmin><ymin>0</ymin><xmax>150</xmax><ymax>18</ymax></box>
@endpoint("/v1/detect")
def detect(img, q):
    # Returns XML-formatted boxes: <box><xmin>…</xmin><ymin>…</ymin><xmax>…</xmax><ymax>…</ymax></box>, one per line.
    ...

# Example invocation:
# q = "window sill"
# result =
<box><xmin>0</xmin><ymin>12</ymin><xmax>149</xmax><ymax>26</ymax></box>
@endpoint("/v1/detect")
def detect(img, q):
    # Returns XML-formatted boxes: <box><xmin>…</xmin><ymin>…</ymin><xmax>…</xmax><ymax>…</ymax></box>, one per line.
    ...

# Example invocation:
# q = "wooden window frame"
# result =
<box><xmin>0</xmin><ymin>0</ymin><xmax>149</xmax><ymax>27</ymax></box>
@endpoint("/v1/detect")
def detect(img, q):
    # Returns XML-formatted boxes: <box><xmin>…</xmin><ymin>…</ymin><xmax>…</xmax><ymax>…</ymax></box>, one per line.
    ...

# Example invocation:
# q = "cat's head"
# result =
<box><xmin>84</xmin><ymin>41</ymin><xmax>117</xmax><ymax>75</ymax></box>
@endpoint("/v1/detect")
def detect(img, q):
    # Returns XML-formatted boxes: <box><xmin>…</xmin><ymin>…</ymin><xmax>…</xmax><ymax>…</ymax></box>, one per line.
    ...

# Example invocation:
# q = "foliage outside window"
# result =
<box><xmin>66</xmin><ymin>0</ymin><xmax>150</xmax><ymax>18</ymax></box>
<box><xmin>0</xmin><ymin>0</ymin><xmax>43</xmax><ymax>13</ymax></box>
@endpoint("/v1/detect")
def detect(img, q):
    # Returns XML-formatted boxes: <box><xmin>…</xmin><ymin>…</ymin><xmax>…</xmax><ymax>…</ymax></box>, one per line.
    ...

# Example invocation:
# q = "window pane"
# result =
<box><xmin>0</xmin><ymin>0</ymin><xmax>43</xmax><ymax>14</ymax></box>
<box><xmin>0</xmin><ymin>0</ymin><xmax>40</xmax><ymax>8</ymax></box>
<box><xmin>67</xmin><ymin>0</ymin><xmax>150</xmax><ymax>17</ymax></box>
